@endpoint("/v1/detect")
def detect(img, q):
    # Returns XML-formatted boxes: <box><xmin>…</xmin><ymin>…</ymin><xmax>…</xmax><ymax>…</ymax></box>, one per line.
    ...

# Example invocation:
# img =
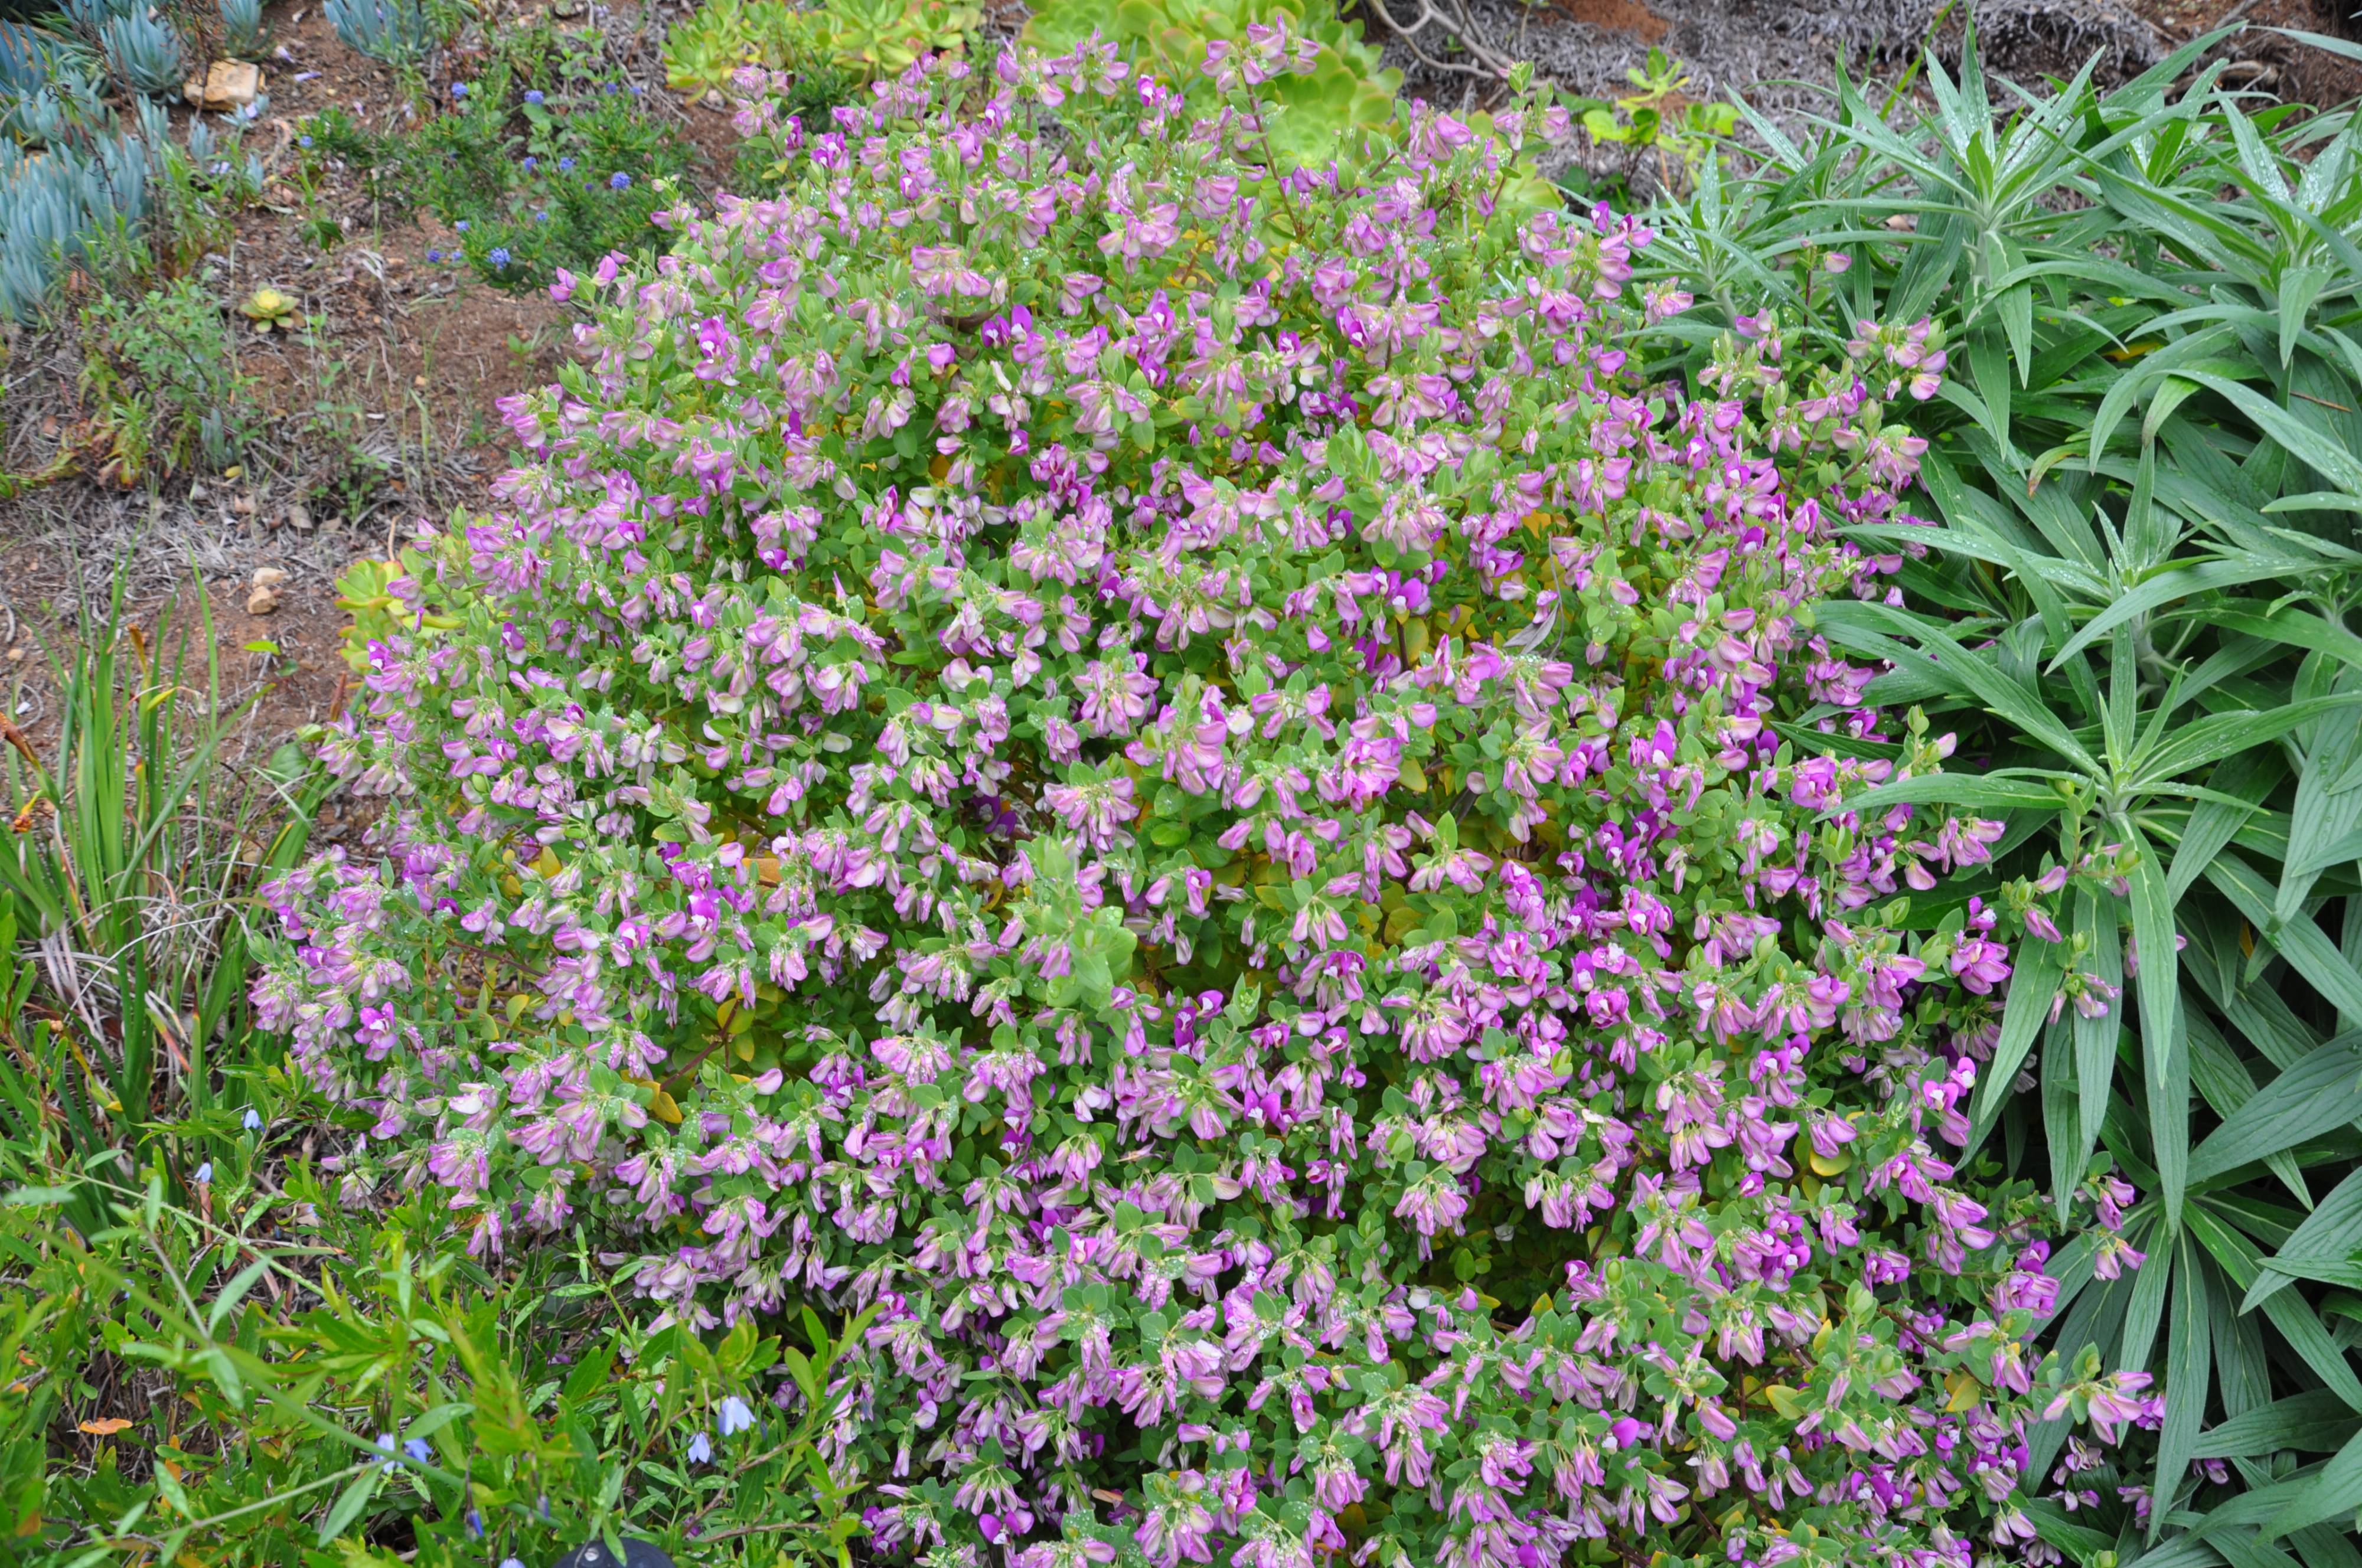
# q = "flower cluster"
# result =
<box><xmin>259</xmin><ymin>41</ymin><xmax>2145</xmax><ymax>1568</ymax></box>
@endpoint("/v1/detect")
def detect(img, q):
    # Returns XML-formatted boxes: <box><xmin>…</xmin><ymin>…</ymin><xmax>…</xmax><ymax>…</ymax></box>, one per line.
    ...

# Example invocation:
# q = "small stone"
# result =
<box><xmin>248</xmin><ymin>566</ymin><xmax>289</xmax><ymax>615</ymax></box>
<box><xmin>185</xmin><ymin>60</ymin><xmax>263</xmax><ymax>112</ymax></box>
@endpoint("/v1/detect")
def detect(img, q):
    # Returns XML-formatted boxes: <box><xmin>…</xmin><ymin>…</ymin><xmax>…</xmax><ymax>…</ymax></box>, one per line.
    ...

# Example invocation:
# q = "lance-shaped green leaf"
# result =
<box><xmin>2263</xmin><ymin>1425</ymin><xmax>2362</xmax><ymax>1542</ymax></box>
<box><xmin>2199</xmin><ymin>610</ymin><xmax>2362</xmax><ymax>677</ymax></box>
<box><xmin>2132</xmin><ymin>695</ymin><xmax>2362</xmax><ymax>792</ymax></box>
<box><xmin>1968</xmin><ymin>934</ymin><xmax>2066</xmax><ymax>1156</ymax></box>
<box><xmin>2123</xmin><ymin>822</ymin><xmax>2189</xmax><ymax>1226</ymax></box>
<box><xmin>2152</xmin><ymin>1230</ymin><xmax>2214</xmax><ymax>1540</ymax></box>
<box><xmin>2195</xmin><ymin>1390</ymin><xmax>2362</xmax><ymax>1458</ymax></box>
<box><xmin>2245</xmin><ymin>1167</ymin><xmax>2362</xmax><ymax>1312</ymax></box>
<box><xmin>2207</xmin><ymin>854</ymin><xmax>2362</xmax><ymax>1023</ymax></box>
<box><xmin>1814</xmin><ymin>600</ymin><xmax>2100</xmax><ymax>772</ymax></box>
<box><xmin>2186</xmin><ymin>1199</ymin><xmax>2362</xmax><ymax>1412</ymax></box>
<box><xmin>2188</xmin><ymin>1031</ymin><xmax>2362</xmax><ymax>1184</ymax></box>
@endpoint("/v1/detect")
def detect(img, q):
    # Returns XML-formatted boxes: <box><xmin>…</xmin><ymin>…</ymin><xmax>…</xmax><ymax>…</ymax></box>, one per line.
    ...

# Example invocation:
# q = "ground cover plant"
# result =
<box><xmin>9</xmin><ymin>5</ymin><xmax>2362</xmax><ymax>1568</ymax></box>
<box><xmin>1645</xmin><ymin>23</ymin><xmax>2362</xmax><ymax>1566</ymax></box>
<box><xmin>293</xmin><ymin>17</ymin><xmax>696</xmax><ymax>296</ymax></box>
<box><xmin>230</xmin><ymin>30</ymin><xmax>2163</xmax><ymax>1568</ymax></box>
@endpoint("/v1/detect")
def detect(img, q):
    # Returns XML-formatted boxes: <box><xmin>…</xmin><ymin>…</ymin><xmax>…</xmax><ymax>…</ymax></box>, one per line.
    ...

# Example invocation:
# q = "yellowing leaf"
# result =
<box><xmin>648</xmin><ymin>1089</ymin><xmax>683</xmax><ymax>1125</ymax></box>
<box><xmin>1808</xmin><ymin>1149</ymin><xmax>1853</xmax><ymax>1177</ymax></box>
<box><xmin>79</xmin><ymin>1417</ymin><xmax>133</xmax><ymax>1436</ymax></box>
<box><xmin>1943</xmin><ymin>1371</ymin><xmax>1982</xmax><ymax>1413</ymax></box>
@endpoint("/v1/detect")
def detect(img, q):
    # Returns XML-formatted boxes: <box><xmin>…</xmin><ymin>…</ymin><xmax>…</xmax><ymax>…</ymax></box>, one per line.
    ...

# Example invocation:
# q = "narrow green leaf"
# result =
<box><xmin>2188</xmin><ymin>1032</ymin><xmax>2362</xmax><ymax>1183</ymax></box>
<box><xmin>1968</xmin><ymin>935</ymin><xmax>2065</xmax><ymax>1155</ymax></box>
<box><xmin>1833</xmin><ymin>770</ymin><xmax>2079</xmax><ymax>817</ymax></box>
<box><xmin>2265</xmin><ymin>1426</ymin><xmax>2362</xmax><ymax>1541</ymax></box>
<box><xmin>316</xmin><ymin>1467</ymin><xmax>383</xmax><ymax>1546</ymax></box>
<box><xmin>2135</xmin><ymin>695</ymin><xmax>2362</xmax><ymax>790</ymax></box>
<box><xmin>205</xmin><ymin>1259</ymin><xmax>276</xmax><ymax>1339</ymax></box>
<box><xmin>2206</xmin><ymin>609</ymin><xmax>2362</xmax><ymax>675</ymax></box>
<box><xmin>2196</xmin><ymin>1391</ymin><xmax>2362</xmax><ymax>1458</ymax></box>
<box><xmin>2123</xmin><ymin>824</ymin><xmax>2188</xmax><ymax>1227</ymax></box>
<box><xmin>2184</xmin><ymin>371</ymin><xmax>2362</xmax><ymax>496</ymax></box>
<box><xmin>2246</xmin><ymin>1167</ymin><xmax>2362</xmax><ymax>1312</ymax></box>
<box><xmin>2152</xmin><ymin>1231</ymin><xmax>2214</xmax><ymax>1540</ymax></box>
<box><xmin>2172</xmin><ymin>749</ymin><xmax>2290</xmax><ymax>904</ymax></box>
<box><xmin>2208</xmin><ymin>854</ymin><xmax>2362</xmax><ymax>1022</ymax></box>
<box><xmin>2119</xmin><ymin>1216</ymin><xmax>2173</xmax><ymax>1374</ymax></box>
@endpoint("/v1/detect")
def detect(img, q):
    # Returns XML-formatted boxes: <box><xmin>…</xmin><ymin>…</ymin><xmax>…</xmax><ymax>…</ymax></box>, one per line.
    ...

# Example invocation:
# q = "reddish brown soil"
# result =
<box><xmin>1552</xmin><ymin>0</ymin><xmax>1672</xmax><ymax>44</ymax></box>
<box><xmin>0</xmin><ymin>0</ymin><xmax>741</xmax><ymax>779</ymax></box>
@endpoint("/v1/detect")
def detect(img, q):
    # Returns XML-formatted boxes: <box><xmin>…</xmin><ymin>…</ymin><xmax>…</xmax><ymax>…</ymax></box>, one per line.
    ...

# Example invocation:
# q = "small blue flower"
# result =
<box><xmin>686</xmin><ymin>1430</ymin><xmax>713</xmax><ymax>1464</ymax></box>
<box><xmin>533</xmin><ymin>211</ymin><xmax>548</xmax><ymax>222</ymax></box>
<box><xmin>488</xmin><ymin>247</ymin><xmax>511</xmax><ymax>269</ymax></box>
<box><xmin>716</xmin><ymin>1395</ymin><xmax>757</xmax><ymax>1436</ymax></box>
<box><xmin>522</xmin><ymin>155</ymin><xmax>537</xmax><ymax>171</ymax></box>
<box><xmin>524</xmin><ymin>89</ymin><xmax>545</xmax><ymax>104</ymax></box>
<box><xmin>609</xmin><ymin>172</ymin><xmax>631</xmax><ymax>190</ymax></box>
<box><xmin>558</xmin><ymin>156</ymin><xmax>576</xmax><ymax>172</ymax></box>
<box><xmin>500</xmin><ymin>1559</ymin><xmax>526</xmax><ymax>1568</ymax></box>
<box><xmin>454</xmin><ymin>219</ymin><xmax>469</xmax><ymax>231</ymax></box>
<box><xmin>193</xmin><ymin>1162</ymin><xmax>213</xmax><ymax>1184</ymax></box>
<box><xmin>298</xmin><ymin>134</ymin><xmax>313</xmax><ymax>147</ymax></box>
<box><xmin>374</xmin><ymin>1432</ymin><xmax>400</xmax><ymax>1467</ymax></box>
<box><xmin>402</xmin><ymin>1437</ymin><xmax>433</xmax><ymax>1463</ymax></box>
<box><xmin>451</xmin><ymin>82</ymin><xmax>468</xmax><ymax>97</ymax></box>
<box><xmin>466</xmin><ymin>1510</ymin><xmax>485</xmax><ymax>1540</ymax></box>
<box><xmin>242</xmin><ymin>1107</ymin><xmax>264</xmax><ymax>1132</ymax></box>
<box><xmin>426</xmin><ymin>249</ymin><xmax>442</xmax><ymax>262</ymax></box>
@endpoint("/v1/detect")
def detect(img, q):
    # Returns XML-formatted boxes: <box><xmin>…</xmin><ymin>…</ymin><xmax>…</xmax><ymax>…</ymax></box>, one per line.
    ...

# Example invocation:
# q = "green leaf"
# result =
<box><xmin>2048</xmin><ymin>558</ymin><xmax>2299</xmax><ymax>673</ymax></box>
<box><xmin>1814</xmin><ymin>601</ymin><xmax>2099</xmax><ymax>773</ymax></box>
<box><xmin>2152</xmin><ymin>1230</ymin><xmax>2214</xmax><ymax>1540</ymax></box>
<box><xmin>2246</xmin><ymin>1167</ymin><xmax>2362</xmax><ymax>1312</ymax></box>
<box><xmin>2188</xmin><ymin>1199</ymin><xmax>2362</xmax><ymax>1412</ymax></box>
<box><xmin>1834</xmin><ymin>769</ymin><xmax>2079</xmax><ymax>816</ymax></box>
<box><xmin>2196</xmin><ymin>1390</ymin><xmax>2362</xmax><ymax>1459</ymax></box>
<box><xmin>1967</xmin><ymin>934</ymin><xmax>2064</xmax><ymax>1155</ymax></box>
<box><xmin>2276</xmin><ymin>684</ymin><xmax>2362</xmax><ymax>924</ymax></box>
<box><xmin>2123</xmin><ymin>822</ymin><xmax>2188</xmax><ymax>1227</ymax></box>
<box><xmin>2187</xmin><ymin>1031</ymin><xmax>2362</xmax><ymax>1184</ymax></box>
<box><xmin>2133</xmin><ymin>695</ymin><xmax>2362</xmax><ymax>789</ymax></box>
<box><xmin>205</xmin><ymin>1259</ymin><xmax>276</xmax><ymax>1338</ymax></box>
<box><xmin>2021</xmin><ymin>1497</ymin><xmax>2116</xmax><ymax>1563</ymax></box>
<box><xmin>2207</xmin><ymin>854</ymin><xmax>2362</xmax><ymax>1024</ymax></box>
<box><xmin>2266</xmin><ymin>1426</ymin><xmax>2362</xmax><ymax>1541</ymax></box>
<box><xmin>316</xmin><ymin>1467</ymin><xmax>383</xmax><ymax>1546</ymax></box>
<box><xmin>2184</xmin><ymin>371</ymin><xmax>2362</xmax><ymax>496</ymax></box>
<box><xmin>2172</xmin><ymin>749</ymin><xmax>2289</xmax><ymax>903</ymax></box>
<box><xmin>2206</xmin><ymin>609</ymin><xmax>2362</xmax><ymax>675</ymax></box>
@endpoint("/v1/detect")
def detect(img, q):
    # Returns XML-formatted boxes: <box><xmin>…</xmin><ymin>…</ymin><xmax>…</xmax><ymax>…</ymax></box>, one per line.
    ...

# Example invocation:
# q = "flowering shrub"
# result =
<box><xmin>258</xmin><ymin>35</ymin><xmax>2151</xmax><ymax>1568</ymax></box>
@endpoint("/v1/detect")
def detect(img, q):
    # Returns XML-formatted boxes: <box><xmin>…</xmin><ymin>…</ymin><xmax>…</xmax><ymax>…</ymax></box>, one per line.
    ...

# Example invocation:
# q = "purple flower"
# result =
<box><xmin>608</xmin><ymin>171</ymin><xmax>631</xmax><ymax>190</ymax></box>
<box><xmin>716</xmin><ymin>1396</ymin><xmax>755</xmax><ymax>1436</ymax></box>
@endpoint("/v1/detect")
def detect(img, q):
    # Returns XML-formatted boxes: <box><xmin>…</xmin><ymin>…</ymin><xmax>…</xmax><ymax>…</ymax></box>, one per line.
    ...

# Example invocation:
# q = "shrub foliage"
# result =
<box><xmin>261</xmin><ymin>37</ymin><xmax>2150</xmax><ymax>1568</ymax></box>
